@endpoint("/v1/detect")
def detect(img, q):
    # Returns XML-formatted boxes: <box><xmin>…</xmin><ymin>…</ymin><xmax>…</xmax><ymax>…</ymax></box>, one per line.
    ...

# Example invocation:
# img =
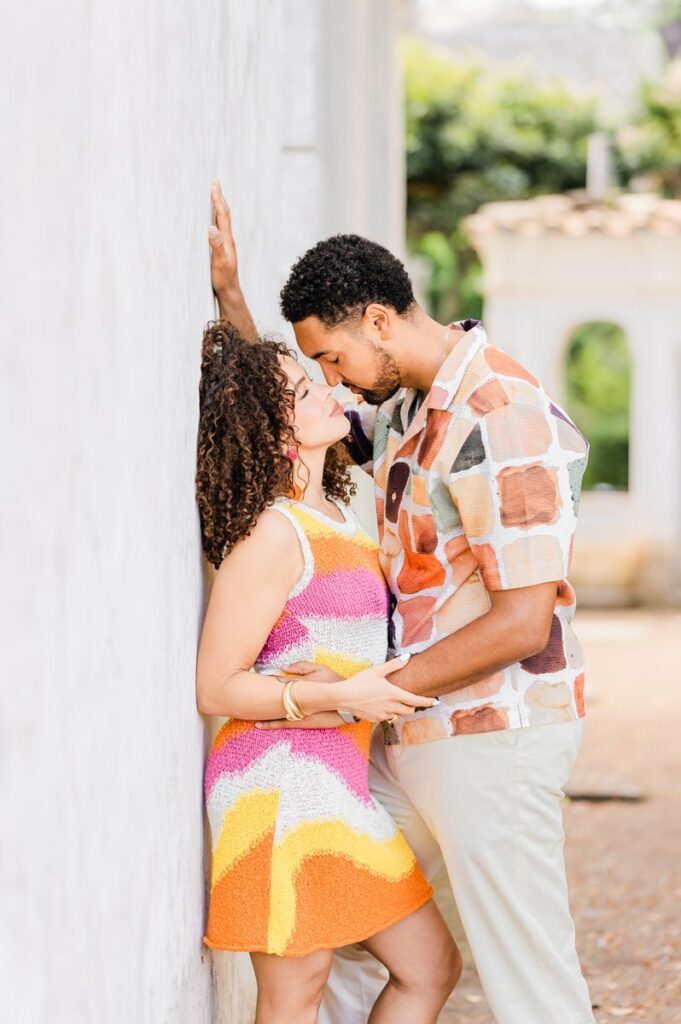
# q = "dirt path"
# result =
<box><xmin>439</xmin><ymin>610</ymin><xmax>681</xmax><ymax>1023</ymax></box>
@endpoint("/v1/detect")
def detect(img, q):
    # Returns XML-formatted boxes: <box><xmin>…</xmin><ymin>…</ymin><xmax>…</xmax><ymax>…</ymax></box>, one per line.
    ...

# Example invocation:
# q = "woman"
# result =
<box><xmin>195</xmin><ymin>322</ymin><xmax>461</xmax><ymax>1024</ymax></box>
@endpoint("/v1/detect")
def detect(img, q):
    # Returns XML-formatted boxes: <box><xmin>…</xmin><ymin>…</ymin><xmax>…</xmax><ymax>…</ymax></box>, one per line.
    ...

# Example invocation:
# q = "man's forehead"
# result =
<box><xmin>294</xmin><ymin>317</ymin><xmax>354</xmax><ymax>359</ymax></box>
<box><xmin>294</xmin><ymin>318</ymin><xmax>330</xmax><ymax>359</ymax></box>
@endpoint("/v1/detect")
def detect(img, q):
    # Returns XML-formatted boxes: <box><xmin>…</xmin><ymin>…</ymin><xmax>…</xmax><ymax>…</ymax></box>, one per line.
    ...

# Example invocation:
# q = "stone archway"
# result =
<box><xmin>465</xmin><ymin>192</ymin><xmax>681</xmax><ymax>604</ymax></box>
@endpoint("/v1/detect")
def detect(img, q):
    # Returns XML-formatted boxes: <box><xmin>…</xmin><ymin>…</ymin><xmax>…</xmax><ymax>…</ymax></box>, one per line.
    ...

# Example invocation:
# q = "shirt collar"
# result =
<box><xmin>388</xmin><ymin>320</ymin><xmax>488</xmax><ymax>459</ymax></box>
<box><xmin>425</xmin><ymin>319</ymin><xmax>488</xmax><ymax>412</ymax></box>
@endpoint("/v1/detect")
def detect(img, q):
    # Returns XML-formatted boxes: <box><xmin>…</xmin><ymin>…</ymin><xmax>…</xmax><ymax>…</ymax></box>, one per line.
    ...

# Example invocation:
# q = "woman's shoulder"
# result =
<box><xmin>216</xmin><ymin>503</ymin><xmax>304</xmax><ymax>584</ymax></box>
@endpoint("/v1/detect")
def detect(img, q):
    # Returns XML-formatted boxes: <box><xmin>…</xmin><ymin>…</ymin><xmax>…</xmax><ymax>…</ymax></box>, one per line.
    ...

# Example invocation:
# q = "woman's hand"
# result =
<box><xmin>208</xmin><ymin>180</ymin><xmax>240</xmax><ymax>298</ymax></box>
<box><xmin>255</xmin><ymin>711</ymin><xmax>344</xmax><ymax>730</ymax></box>
<box><xmin>208</xmin><ymin>180</ymin><xmax>258</xmax><ymax>339</ymax></box>
<box><xmin>330</xmin><ymin>655</ymin><xmax>437</xmax><ymax>724</ymax></box>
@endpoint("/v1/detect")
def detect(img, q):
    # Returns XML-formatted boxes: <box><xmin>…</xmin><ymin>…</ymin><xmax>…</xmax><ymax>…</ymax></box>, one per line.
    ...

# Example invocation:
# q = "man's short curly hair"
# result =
<box><xmin>280</xmin><ymin>234</ymin><xmax>416</xmax><ymax>327</ymax></box>
<box><xmin>196</xmin><ymin>322</ymin><xmax>356</xmax><ymax>568</ymax></box>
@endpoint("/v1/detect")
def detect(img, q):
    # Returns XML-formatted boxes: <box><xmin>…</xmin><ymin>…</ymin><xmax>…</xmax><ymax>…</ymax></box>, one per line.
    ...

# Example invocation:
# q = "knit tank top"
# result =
<box><xmin>254</xmin><ymin>496</ymin><xmax>390</xmax><ymax>682</ymax></box>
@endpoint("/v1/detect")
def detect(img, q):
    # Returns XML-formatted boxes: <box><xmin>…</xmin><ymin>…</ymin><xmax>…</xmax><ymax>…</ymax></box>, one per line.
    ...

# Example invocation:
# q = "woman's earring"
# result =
<box><xmin>286</xmin><ymin>447</ymin><xmax>298</xmax><ymax>462</ymax></box>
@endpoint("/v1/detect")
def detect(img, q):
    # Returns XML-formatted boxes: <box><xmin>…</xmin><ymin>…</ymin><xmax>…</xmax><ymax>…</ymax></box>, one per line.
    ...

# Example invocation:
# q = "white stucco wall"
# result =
<box><xmin>0</xmin><ymin>2</ymin><xmax>404</xmax><ymax>1022</ymax></box>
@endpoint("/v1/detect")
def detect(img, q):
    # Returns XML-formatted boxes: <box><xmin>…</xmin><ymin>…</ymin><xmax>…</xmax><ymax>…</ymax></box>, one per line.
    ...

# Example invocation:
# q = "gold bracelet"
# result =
<box><xmin>288</xmin><ymin>681</ymin><xmax>306</xmax><ymax>719</ymax></box>
<box><xmin>282</xmin><ymin>680</ymin><xmax>305</xmax><ymax>721</ymax></box>
<box><xmin>280</xmin><ymin>680</ymin><xmax>293</xmax><ymax>719</ymax></box>
<box><xmin>276</xmin><ymin>677</ymin><xmax>299</xmax><ymax>721</ymax></box>
<box><xmin>282</xmin><ymin>681</ymin><xmax>298</xmax><ymax>720</ymax></box>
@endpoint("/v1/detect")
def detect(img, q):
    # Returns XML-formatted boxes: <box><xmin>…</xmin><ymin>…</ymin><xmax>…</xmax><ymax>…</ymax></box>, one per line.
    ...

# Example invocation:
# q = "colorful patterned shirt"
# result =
<box><xmin>345</xmin><ymin>319</ymin><xmax>590</xmax><ymax>746</ymax></box>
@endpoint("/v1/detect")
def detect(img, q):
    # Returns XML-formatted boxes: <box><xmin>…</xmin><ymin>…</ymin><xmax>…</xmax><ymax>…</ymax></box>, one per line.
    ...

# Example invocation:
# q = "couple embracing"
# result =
<box><xmin>196</xmin><ymin>182</ymin><xmax>595</xmax><ymax>1024</ymax></box>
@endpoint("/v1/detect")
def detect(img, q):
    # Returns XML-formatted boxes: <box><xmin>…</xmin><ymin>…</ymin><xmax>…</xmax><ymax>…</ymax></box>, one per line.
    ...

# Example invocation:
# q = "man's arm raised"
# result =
<box><xmin>208</xmin><ymin>179</ymin><xmax>259</xmax><ymax>341</ymax></box>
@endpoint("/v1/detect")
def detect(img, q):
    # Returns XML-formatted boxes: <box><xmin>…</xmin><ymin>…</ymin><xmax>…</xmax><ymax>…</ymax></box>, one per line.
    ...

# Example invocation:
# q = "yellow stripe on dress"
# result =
<box><xmin>290</xmin><ymin>506</ymin><xmax>377</xmax><ymax>550</ymax></box>
<box><xmin>312</xmin><ymin>647</ymin><xmax>372</xmax><ymax>680</ymax></box>
<box><xmin>212</xmin><ymin>788</ymin><xmax>280</xmax><ymax>885</ymax></box>
<box><xmin>267</xmin><ymin>820</ymin><xmax>419</xmax><ymax>954</ymax></box>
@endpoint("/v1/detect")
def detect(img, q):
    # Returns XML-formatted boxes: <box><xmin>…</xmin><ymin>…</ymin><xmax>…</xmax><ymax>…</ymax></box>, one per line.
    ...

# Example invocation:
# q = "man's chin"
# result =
<box><xmin>354</xmin><ymin>383</ymin><xmax>402</xmax><ymax>405</ymax></box>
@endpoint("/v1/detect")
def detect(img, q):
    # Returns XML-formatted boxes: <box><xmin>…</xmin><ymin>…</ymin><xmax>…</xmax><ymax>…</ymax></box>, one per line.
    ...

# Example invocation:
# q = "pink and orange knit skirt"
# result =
<box><xmin>203</xmin><ymin>717</ymin><xmax>433</xmax><ymax>958</ymax></box>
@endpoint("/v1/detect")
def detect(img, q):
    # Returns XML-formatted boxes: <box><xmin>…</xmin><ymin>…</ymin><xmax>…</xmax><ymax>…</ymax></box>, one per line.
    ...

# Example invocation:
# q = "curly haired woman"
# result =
<box><xmin>195</xmin><ymin>323</ymin><xmax>461</xmax><ymax>1024</ymax></box>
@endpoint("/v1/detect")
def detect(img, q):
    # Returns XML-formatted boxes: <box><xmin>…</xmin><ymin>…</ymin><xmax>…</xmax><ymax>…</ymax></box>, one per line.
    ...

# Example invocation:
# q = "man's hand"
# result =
<box><xmin>255</xmin><ymin>711</ymin><xmax>345</xmax><ymax>730</ymax></box>
<box><xmin>388</xmin><ymin>581</ymin><xmax>559</xmax><ymax>699</ymax></box>
<box><xmin>282</xmin><ymin>661</ymin><xmax>344</xmax><ymax>683</ymax></box>
<box><xmin>208</xmin><ymin>179</ymin><xmax>258</xmax><ymax>339</ymax></box>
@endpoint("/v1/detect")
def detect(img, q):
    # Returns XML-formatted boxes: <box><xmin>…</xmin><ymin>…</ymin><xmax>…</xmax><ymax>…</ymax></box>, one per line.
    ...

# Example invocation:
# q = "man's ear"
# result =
<box><xmin>364</xmin><ymin>303</ymin><xmax>392</xmax><ymax>342</ymax></box>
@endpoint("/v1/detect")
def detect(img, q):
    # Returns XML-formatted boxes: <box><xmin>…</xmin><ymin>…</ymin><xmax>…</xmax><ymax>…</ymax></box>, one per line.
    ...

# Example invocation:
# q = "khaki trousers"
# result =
<box><xmin>318</xmin><ymin>719</ymin><xmax>595</xmax><ymax>1024</ymax></box>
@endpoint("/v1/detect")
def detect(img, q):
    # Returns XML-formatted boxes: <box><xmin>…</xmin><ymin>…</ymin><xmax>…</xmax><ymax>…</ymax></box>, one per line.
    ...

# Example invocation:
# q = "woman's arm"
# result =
<box><xmin>208</xmin><ymin>180</ymin><xmax>258</xmax><ymax>339</ymax></box>
<box><xmin>196</xmin><ymin>508</ymin><xmax>434</xmax><ymax>722</ymax></box>
<box><xmin>196</xmin><ymin>509</ymin><xmax>346</xmax><ymax>719</ymax></box>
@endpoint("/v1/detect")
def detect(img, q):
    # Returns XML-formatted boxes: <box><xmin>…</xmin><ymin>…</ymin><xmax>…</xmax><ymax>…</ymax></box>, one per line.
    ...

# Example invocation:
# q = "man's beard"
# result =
<box><xmin>353</xmin><ymin>344</ymin><xmax>402</xmax><ymax>405</ymax></box>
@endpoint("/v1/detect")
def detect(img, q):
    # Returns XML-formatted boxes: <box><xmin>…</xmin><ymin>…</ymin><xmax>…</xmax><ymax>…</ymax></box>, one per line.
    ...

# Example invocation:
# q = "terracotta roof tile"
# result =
<box><xmin>464</xmin><ymin>192</ymin><xmax>681</xmax><ymax>239</ymax></box>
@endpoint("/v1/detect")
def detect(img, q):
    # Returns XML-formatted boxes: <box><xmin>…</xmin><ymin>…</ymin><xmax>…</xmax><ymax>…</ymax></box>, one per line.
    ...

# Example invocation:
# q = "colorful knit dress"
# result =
<box><xmin>203</xmin><ymin>497</ymin><xmax>433</xmax><ymax>958</ymax></box>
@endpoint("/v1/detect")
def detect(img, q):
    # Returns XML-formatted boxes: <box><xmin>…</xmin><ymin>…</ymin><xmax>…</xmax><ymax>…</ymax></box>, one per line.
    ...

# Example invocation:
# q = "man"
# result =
<box><xmin>208</xmin><ymin>182</ymin><xmax>595</xmax><ymax>1024</ymax></box>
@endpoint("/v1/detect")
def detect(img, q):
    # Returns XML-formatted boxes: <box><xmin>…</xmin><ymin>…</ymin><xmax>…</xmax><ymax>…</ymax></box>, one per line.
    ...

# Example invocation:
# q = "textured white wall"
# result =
<box><xmin>0</xmin><ymin>2</ymin><xmax>404</xmax><ymax>1022</ymax></box>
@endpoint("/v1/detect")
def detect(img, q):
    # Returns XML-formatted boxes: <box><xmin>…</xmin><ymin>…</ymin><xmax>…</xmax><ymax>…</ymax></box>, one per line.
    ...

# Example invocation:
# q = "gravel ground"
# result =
<box><xmin>438</xmin><ymin>610</ymin><xmax>681</xmax><ymax>1024</ymax></box>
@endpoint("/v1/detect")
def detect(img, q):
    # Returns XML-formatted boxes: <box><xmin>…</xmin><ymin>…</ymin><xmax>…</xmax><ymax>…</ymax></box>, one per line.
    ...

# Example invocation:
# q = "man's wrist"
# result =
<box><xmin>390</xmin><ymin>655</ymin><xmax>436</xmax><ymax>707</ymax></box>
<box><xmin>389</xmin><ymin>659</ymin><xmax>411</xmax><ymax>690</ymax></box>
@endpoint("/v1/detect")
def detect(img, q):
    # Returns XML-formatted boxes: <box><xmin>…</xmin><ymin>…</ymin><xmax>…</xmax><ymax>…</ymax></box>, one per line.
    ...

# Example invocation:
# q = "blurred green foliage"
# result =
<box><xmin>404</xmin><ymin>39</ymin><xmax>600</xmax><ymax>322</ymax></box>
<box><xmin>615</xmin><ymin>63</ymin><xmax>681</xmax><ymax>196</ymax></box>
<box><xmin>404</xmin><ymin>39</ymin><xmax>679</xmax><ymax>491</ymax></box>
<box><xmin>404</xmin><ymin>39</ymin><xmax>681</xmax><ymax>322</ymax></box>
<box><xmin>565</xmin><ymin>323</ymin><xmax>631</xmax><ymax>490</ymax></box>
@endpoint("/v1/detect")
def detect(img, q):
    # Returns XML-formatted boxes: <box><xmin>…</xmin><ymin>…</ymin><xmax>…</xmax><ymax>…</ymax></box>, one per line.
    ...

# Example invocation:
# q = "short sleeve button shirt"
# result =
<box><xmin>345</xmin><ymin>320</ymin><xmax>590</xmax><ymax>746</ymax></box>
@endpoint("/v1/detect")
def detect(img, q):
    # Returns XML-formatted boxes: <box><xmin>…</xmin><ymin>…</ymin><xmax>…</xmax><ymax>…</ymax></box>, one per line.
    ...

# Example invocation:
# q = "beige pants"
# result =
<box><xmin>319</xmin><ymin>719</ymin><xmax>595</xmax><ymax>1024</ymax></box>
